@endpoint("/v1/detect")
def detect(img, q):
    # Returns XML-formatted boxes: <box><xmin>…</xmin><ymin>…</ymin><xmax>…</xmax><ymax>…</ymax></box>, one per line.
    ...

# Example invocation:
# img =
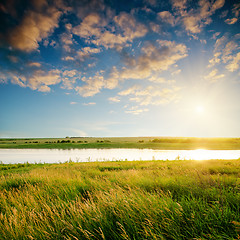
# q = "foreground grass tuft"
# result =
<box><xmin>0</xmin><ymin>159</ymin><xmax>240</xmax><ymax>239</ymax></box>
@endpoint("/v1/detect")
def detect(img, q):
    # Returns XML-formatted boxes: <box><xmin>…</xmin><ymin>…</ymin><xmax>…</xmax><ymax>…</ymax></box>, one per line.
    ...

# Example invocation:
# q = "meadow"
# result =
<box><xmin>0</xmin><ymin>159</ymin><xmax>240</xmax><ymax>239</ymax></box>
<box><xmin>1</xmin><ymin>137</ymin><xmax>240</xmax><ymax>149</ymax></box>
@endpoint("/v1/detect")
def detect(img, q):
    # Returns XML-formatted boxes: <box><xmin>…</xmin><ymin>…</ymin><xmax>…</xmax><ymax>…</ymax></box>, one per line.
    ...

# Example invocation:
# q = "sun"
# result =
<box><xmin>195</xmin><ymin>105</ymin><xmax>205</xmax><ymax>114</ymax></box>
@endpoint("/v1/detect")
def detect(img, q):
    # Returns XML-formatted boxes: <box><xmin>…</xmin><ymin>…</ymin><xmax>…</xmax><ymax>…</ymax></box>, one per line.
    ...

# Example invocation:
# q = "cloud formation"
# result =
<box><xmin>119</xmin><ymin>40</ymin><xmax>187</xmax><ymax>80</ymax></box>
<box><xmin>207</xmin><ymin>34</ymin><xmax>240</xmax><ymax>73</ymax></box>
<box><xmin>168</xmin><ymin>0</ymin><xmax>225</xmax><ymax>35</ymax></box>
<box><xmin>75</xmin><ymin>71</ymin><xmax>119</xmax><ymax>97</ymax></box>
<box><xmin>119</xmin><ymin>85</ymin><xmax>181</xmax><ymax>107</ymax></box>
<box><xmin>77</xmin><ymin>47</ymin><xmax>101</xmax><ymax>60</ymax></box>
<box><xmin>73</xmin><ymin>39</ymin><xmax>187</xmax><ymax>104</ymax></box>
<box><xmin>204</xmin><ymin>68</ymin><xmax>225</xmax><ymax>82</ymax></box>
<box><xmin>0</xmin><ymin>0</ymin><xmax>62</xmax><ymax>52</ymax></box>
<box><xmin>125</xmin><ymin>106</ymin><xmax>149</xmax><ymax>115</ymax></box>
<box><xmin>0</xmin><ymin>0</ymin><xmax>239</xmax><ymax>118</ymax></box>
<box><xmin>108</xmin><ymin>97</ymin><xmax>121</xmax><ymax>103</ymax></box>
<box><xmin>73</xmin><ymin>11</ymin><xmax>148</xmax><ymax>49</ymax></box>
<box><xmin>9</xmin><ymin>69</ymin><xmax>62</xmax><ymax>92</ymax></box>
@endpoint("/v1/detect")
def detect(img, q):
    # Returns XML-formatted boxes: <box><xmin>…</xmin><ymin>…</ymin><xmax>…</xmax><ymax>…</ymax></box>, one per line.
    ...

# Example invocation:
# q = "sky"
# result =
<box><xmin>0</xmin><ymin>0</ymin><xmax>240</xmax><ymax>138</ymax></box>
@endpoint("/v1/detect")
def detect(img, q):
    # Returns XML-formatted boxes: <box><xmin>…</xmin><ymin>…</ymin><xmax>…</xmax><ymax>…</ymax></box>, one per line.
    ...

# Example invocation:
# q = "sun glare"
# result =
<box><xmin>195</xmin><ymin>105</ymin><xmax>205</xmax><ymax>114</ymax></box>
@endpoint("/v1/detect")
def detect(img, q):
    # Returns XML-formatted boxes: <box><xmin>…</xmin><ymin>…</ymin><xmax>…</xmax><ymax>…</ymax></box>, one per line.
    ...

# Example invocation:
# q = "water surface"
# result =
<box><xmin>0</xmin><ymin>148</ymin><xmax>240</xmax><ymax>164</ymax></box>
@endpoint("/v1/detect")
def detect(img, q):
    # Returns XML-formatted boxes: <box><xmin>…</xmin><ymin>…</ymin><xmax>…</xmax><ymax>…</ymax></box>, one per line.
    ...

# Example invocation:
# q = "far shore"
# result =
<box><xmin>1</xmin><ymin>137</ymin><xmax>240</xmax><ymax>150</ymax></box>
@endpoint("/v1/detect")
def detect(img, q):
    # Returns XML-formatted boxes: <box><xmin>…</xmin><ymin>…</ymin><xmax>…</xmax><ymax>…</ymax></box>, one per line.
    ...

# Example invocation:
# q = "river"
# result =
<box><xmin>0</xmin><ymin>148</ymin><xmax>240</xmax><ymax>164</ymax></box>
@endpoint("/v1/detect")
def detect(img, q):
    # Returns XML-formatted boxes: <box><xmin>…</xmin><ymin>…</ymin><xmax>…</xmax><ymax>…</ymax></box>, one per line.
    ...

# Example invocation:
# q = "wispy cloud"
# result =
<box><xmin>7</xmin><ymin>5</ymin><xmax>62</xmax><ymax>52</ymax></box>
<box><xmin>9</xmin><ymin>69</ymin><xmax>62</xmax><ymax>92</ymax></box>
<box><xmin>125</xmin><ymin>106</ymin><xmax>149</xmax><ymax>115</ymax></box>
<box><xmin>72</xmin><ymin>11</ymin><xmax>148</xmax><ymax>49</ymax></box>
<box><xmin>207</xmin><ymin>34</ymin><xmax>240</xmax><ymax>73</ymax></box>
<box><xmin>119</xmin><ymin>85</ymin><xmax>181</xmax><ymax>110</ymax></box>
<box><xmin>204</xmin><ymin>69</ymin><xmax>225</xmax><ymax>82</ymax></box>
<box><xmin>77</xmin><ymin>47</ymin><xmax>101</xmax><ymax>60</ymax></box>
<box><xmin>170</xmin><ymin>0</ymin><xmax>225</xmax><ymax>35</ymax></box>
<box><xmin>75</xmin><ymin>68</ymin><xmax>120</xmax><ymax>97</ymax></box>
<box><xmin>108</xmin><ymin>97</ymin><xmax>121</xmax><ymax>103</ymax></box>
<box><xmin>118</xmin><ymin>40</ymin><xmax>187</xmax><ymax>80</ymax></box>
<box><xmin>226</xmin><ymin>52</ymin><xmax>240</xmax><ymax>72</ymax></box>
<box><xmin>28</xmin><ymin>62</ymin><xmax>41</xmax><ymax>67</ymax></box>
<box><xmin>225</xmin><ymin>18</ymin><xmax>238</xmax><ymax>25</ymax></box>
<box><xmin>82</xmin><ymin>102</ymin><xmax>96</xmax><ymax>106</ymax></box>
<box><xmin>158</xmin><ymin>11</ymin><xmax>176</xmax><ymax>26</ymax></box>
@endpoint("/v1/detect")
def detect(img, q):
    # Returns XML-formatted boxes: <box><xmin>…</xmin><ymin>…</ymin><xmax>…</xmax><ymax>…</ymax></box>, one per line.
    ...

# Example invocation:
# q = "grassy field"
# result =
<box><xmin>0</xmin><ymin>159</ymin><xmax>240</xmax><ymax>239</ymax></box>
<box><xmin>1</xmin><ymin>137</ymin><xmax>240</xmax><ymax>149</ymax></box>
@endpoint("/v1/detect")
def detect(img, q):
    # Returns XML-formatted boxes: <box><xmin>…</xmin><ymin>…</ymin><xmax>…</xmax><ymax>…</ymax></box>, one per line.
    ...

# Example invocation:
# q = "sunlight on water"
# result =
<box><xmin>0</xmin><ymin>148</ymin><xmax>240</xmax><ymax>164</ymax></box>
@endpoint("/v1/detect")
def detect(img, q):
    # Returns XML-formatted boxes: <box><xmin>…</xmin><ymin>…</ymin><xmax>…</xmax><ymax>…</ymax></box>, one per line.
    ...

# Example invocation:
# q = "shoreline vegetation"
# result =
<box><xmin>0</xmin><ymin>159</ymin><xmax>240</xmax><ymax>239</ymax></box>
<box><xmin>1</xmin><ymin>137</ymin><xmax>240</xmax><ymax>150</ymax></box>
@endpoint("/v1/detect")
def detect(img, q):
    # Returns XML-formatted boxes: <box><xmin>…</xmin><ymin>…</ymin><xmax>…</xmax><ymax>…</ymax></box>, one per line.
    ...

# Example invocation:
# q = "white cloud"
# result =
<box><xmin>38</xmin><ymin>85</ymin><xmax>51</xmax><ymax>92</ymax></box>
<box><xmin>61</xmin><ymin>70</ymin><xmax>79</xmax><ymax>89</ymax></box>
<box><xmin>158</xmin><ymin>11</ymin><xmax>176</xmax><ymax>26</ymax></box>
<box><xmin>70</xmin><ymin>102</ymin><xmax>77</xmax><ymax>105</ymax></box>
<box><xmin>148</xmin><ymin>76</ymin><xmax>167</xmax><ymax>83</ymax></box>
<box><xmin>28</xmin><ymin>62</ymin><xmax>41</xmax><ymax>67</ymax></box>
<box><xmin>108</xmin><ymin>96</ymin><xmax>121</xmax><ymax>103</ymax></box>
<box><xmin>82</xmin><ymin>102</ymin><xmax>96</xmax><ymax>106</ymax></box>
<box><xmin>211</xmin><ymin>32</ymin><xmax>221</xmax><ymax>40</ymax></box>
<box><xmin>63</xmin><ymin>70</ymin><xmax>77</xmax><ymax>77</ymax></box>
<box><xmin>0</xmin><ymin>74</ymin><xmax>8</xmax><ymax>84</ymax></box>
<box><xmin>62</xmin><ymin>78</ymin><xmax>76</xmax><ymax>90</ymax></box>
<box><xmin>10</xmin><ymin>69</ymin><xmax>62</xmax><ymax>92</ymax></box>
<box><xmin>62</xmin><ymin>56</ymin><xmax>75</xmax><ymax>61</ymax></box>
<box><xmin>119</xmin><ymin>40</ymin><xmax>187</xmax><ymax>80</ymax></box>
<box><xmin>225</xmin><ymin>18</ymin><xmax>238</xmax><ymax>24</ymax></box>
<box><xmin>8</xmin><ymin>7</ymin><xmax>62</xmax><ymax>52</ymax></box>
<box><xmin>28</xmin><ymin>69</ymin><xmax>61</xmax><ymax>92</ymax></box>
<box><xmin>171</xmin><ymin>0</ymin><xmax>225</xmax><ymax>34</ymax></box>
<box><xmin>10</xmin><ymin>75</ymin><xmax>27</xmax><ymax>88</ymax></box>
<box><xmin>114</xmin><ymin>12</ymin><xmax>148</xmax><ymax>40</ymax></box>
<box><xmin>75</xmin><ymin>66</ymin><xmax>121</xmax><ymax>97</ymax></box>
<box><xmin>77</xmin><ymin>47</ymin><xmax>101</xmax><ymax>60</ymax></box>
<box><xmin>204</xmin><ymin>69</ymin><xmax>225</xmax><ymax>82</ymax></box>
<box><xmin>119</xmin><ymin>84</ymin><xmax>181</xmax><ymax>108</ymax></box>
<box><xmin>118</xmin><ymin>85</ymin><xmax>140</xmax><ymax>96</ymax></box>
<box><xmin>208</xmin><ymin>34</ymin><xmax>240</xmax><ymax>72</ymax></box>
<box><xmin>61</xmin><ymin>32</ymin><xmax>74</xmax><ymax>52</ymax></box>
<box><xmin>226</xmin><ymin>52</ymin><xmax>240</xmax><ymax>72</ymax></box>
<box><xmin>208</xmin><ymin>52</ymin><xmax>221</xmax><ymax>68</ymax></box>
<box><xmin>75</xmin><ymin>73</ymin><xmax>108</xmax><ymax>97</ymax></box>
<box><xmin>149</xmin><ymin>22</ymin><xmax>161</xmax><ymax>33</ymax></box>
<box><xmin>233</xmin><ymin>3</ymin><xmax>240</xmax><ymax>18</ymax></box>
<box><xmin>73</xmin><ymin>12</ymin><xmax>148</xmax><ymax>49</ymax></box>
<box><xmin>171</xmin><ymin>69</ymin><xmax>181</xmax><ymax>76</ymax></box>
<box><xmin>75</xmin><ymin>39</ymin><xmax>187</xmax><ymax>99</ymax></box>
<box><xmin>125</xmin><ymin>106</ymin><xmax>149</xmax><ymax>115</ymax></box>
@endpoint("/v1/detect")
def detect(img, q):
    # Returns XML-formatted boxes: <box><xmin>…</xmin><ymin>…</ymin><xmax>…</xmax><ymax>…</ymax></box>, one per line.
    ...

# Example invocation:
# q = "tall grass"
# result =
<box><xmin>0</xmin><ymin>159</ymin><xmax>240</xmax><ymax>239</ymax></box>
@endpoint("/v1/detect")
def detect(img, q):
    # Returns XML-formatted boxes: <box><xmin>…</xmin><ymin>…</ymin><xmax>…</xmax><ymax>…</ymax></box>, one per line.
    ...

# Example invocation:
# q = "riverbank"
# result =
<box><xmin>1</xmin><ymin>137</ymin><xmax>240</xmax><ymax>149</ymax></box>
<box><xmin>0</xmin><ymin>160</ymin><xmax>240</xmax><ymax>239</ymax></box>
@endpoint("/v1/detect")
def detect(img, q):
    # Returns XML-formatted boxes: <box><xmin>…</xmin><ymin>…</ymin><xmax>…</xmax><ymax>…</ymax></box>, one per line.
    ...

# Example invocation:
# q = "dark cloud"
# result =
<box><xmin>0</xmin><ymin>0</ymin><xmax>74</xmax><ymax>52</ymax></box>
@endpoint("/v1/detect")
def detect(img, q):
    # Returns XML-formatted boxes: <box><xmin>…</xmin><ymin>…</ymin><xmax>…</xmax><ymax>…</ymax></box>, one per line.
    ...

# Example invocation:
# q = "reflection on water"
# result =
<box><xmin>0</xmin><ymin>148</ymin><xmax>240</xmax><ymax>164</ymax></box>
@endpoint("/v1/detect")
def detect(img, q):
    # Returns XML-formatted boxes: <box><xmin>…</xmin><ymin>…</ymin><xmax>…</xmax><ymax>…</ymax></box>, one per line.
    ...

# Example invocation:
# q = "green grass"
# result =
<box><xmin>0</xmin><ymin>159</ymin><xmax>240</xmax><ymax>239</ymax></box>
<box><xmin>1</xmin><ymin>137</ymin><xmax>240</xmax><ymax>149</ymax></box>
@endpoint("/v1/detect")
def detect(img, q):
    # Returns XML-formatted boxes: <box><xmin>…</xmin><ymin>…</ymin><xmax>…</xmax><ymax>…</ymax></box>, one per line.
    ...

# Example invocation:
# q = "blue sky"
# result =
<box><xmin>0</xmin><ymin>0</ymin><xmax>240</xmax><ymax>138</ymax></box>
